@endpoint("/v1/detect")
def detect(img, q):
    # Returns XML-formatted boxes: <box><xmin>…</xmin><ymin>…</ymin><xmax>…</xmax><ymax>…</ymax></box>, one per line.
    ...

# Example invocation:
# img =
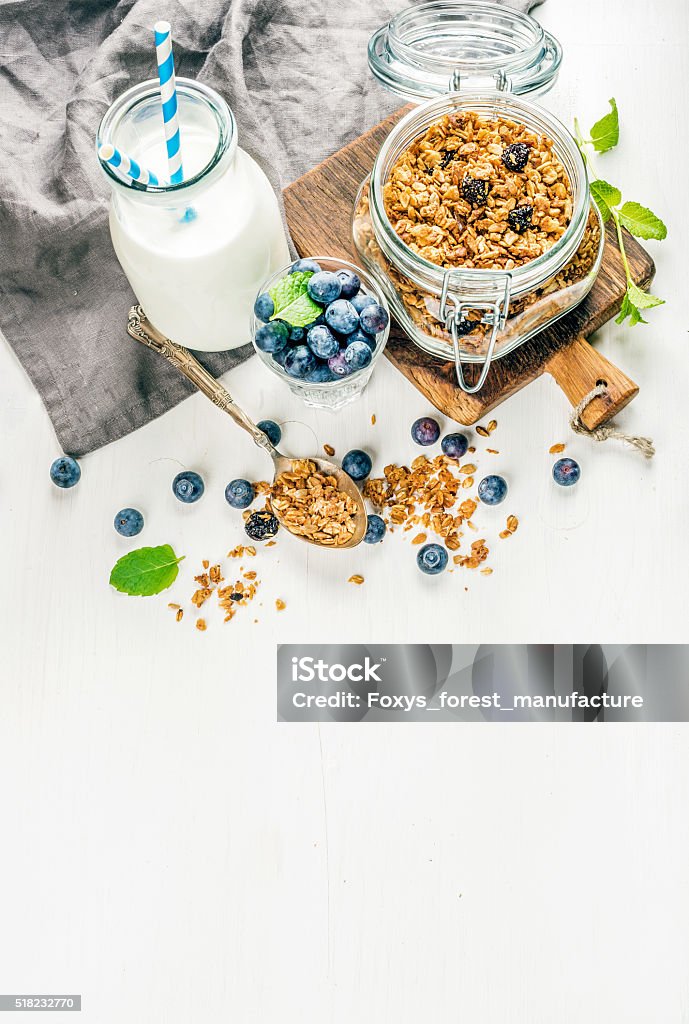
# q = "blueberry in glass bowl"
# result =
<box><xmin>251</xmin><ymin>256</ymin><xmax>390</xmax><ymax>410</ymax></box>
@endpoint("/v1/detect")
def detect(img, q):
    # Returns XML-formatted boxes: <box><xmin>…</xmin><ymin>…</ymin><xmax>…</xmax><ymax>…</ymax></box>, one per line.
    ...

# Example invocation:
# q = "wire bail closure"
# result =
<box><xmin>440</xmin><ymin>270</ymin><xmax>512</xmax><ymax>394</ymax></box>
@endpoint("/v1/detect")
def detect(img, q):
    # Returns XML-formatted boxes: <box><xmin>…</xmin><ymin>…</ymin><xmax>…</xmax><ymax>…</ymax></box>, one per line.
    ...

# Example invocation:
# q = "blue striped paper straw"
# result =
<box><xmin>98</xmin><ymin>143</ymin><xmax>160</xmax><ymax>186</ymax></box>
<box><xmin>154</xmin><ymin>20</ymin><xmax>184</xmax><ymax>184</ymax></box>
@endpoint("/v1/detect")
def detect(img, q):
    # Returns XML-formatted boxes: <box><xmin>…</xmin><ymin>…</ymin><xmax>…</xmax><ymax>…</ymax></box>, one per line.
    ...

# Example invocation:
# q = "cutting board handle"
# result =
<box><xmin>546</xmin><ymin>335</ymin><xmax>639</xmax><ymax>430</ymax></box>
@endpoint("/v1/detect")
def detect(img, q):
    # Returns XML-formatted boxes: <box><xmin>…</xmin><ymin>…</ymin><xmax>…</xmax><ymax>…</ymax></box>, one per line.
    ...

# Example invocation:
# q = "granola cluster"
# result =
<box><xmin>383</xmin><ymin>111</ymin><xmax>572</xmax><ymax>270</ymax></box>
<box><xmin>270</xmin><ymin>459</ymin><xmax>359</xmax><ymax>547</ymax></box>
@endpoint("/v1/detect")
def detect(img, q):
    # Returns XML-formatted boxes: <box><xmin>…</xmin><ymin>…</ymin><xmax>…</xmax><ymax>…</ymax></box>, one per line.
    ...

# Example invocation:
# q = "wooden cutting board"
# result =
<box><xmin>283</xmin><ymin>109</ymin><xmax>655</xmax><ymax>430</ymax></box>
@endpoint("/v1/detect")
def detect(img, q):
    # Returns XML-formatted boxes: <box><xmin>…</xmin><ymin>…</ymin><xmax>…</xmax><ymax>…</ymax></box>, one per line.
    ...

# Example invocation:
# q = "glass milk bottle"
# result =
<box><xmin>97</xmin><ymin>79</ymin><xmax>290</xmax><ymax>352</ymax></box>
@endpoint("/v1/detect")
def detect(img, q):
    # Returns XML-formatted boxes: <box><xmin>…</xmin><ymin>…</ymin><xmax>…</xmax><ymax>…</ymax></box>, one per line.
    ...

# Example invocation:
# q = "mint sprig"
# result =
<box><xmin>110</xmin><ymin>544</ymin><xmax>184</xmax><ymax>597</ymax></box>
<box><xmin>269</xmin><ymin>270</ymin><xmax>322</xmax><ymax>328</ymax></box>
<box><xmin>574</xmin><ymin>99</ymin><xmax>666</xmax><ymax>327</ymax></box>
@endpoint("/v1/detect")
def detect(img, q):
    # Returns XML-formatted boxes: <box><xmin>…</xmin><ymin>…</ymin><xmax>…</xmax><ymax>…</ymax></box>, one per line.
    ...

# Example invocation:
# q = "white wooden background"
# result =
<box><xmin>2</xmin><ymin>0</ymin><xmax>688</xmax><ymax>1020</ymax></box>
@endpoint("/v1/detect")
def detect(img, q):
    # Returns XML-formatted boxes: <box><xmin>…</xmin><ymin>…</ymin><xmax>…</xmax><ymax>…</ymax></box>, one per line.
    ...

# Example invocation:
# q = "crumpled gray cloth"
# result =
<box><xmin>0</xmin><ymin>0</ymin><xmax>540</xmax><ymax>456</ymax></box>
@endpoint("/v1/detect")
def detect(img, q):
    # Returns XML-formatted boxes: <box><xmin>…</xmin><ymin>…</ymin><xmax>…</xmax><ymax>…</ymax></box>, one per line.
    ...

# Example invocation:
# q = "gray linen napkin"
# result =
<box><xmin>0</xmin><ymin>0</ymin><xmax>540</xmax><ymax>456</ymax></box>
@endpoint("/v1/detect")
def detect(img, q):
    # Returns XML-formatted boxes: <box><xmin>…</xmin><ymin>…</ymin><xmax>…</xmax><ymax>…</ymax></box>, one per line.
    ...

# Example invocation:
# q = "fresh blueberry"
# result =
<box><xmin>114</xmin><ymin>507</ymin><xmax>144</xmax><ymax>537</ymax></box>
<box><xmin>284</xmin><ymin>344</ymin><xmax>317</xmax><ymax>379</ymax></box>
<box><xmin>305</xmin><ymin>363</ymin><xmax>334</xmax><ymax>383</ymax></box>
<box><xmin>288</xmin><ymin>325</ymin><xmax>306</xmax><ymax>344</ymax></box>
<box><xmin>359</xmin><ymin>302</ymin><xmax>389</xmax><ymax>336</ymax></box>
<box><xmin>272</xmin><ymin>347</ymin><xmax>289</xmax><ymax>369</ymax></box>
<box><xmin>478</xmin><ymin>474</ymin><xmax>507</xmax><ymax>505</ymax></box>
<box><xmin>307</xmin><ymin>324</ymin><xmax>339</xmax><ymax>359</ymax></box>
<box><xmin>364</xmin><ymin>514</ymin><xmax>386</xmax><ymax>544</ymax></box>
<box><xmin>441</xmin><ymin>432</ymin><xmax>469</xmax><ymax>459</ymax></box>
<box><xmin>351</xmin><ymin>292</ymin><xmax>377</xmax><ymax>315</ymax></box>
<box><xmin>553</xmin><ymin>457</ymin><xmax>581</xmax><ymax>487</ymax></box>
<box><xmin>346</xmin><ymin>327</ymin><xmax>377</xmax><ymax>351</ymax></box>
<box><xmin>253</xmin><ymin>292</ymin><xmax>274</xmax><ymax>322</ymax></box>
<box><xmin>256</xmin><ymin>419</ymin><xmax>281</xmax><ymax>446</ymax></box>
<box><xmin>325</xmin><ymin>299</ymin><xmax>359</xmax><ymax>335</ymax></box>
<box><xmin>49</xmin><ymin>455</ymin><xmax>81</xmax><ymax>489</ymax></box>
<box><xmin>172</xmin><ymin>471</ymin><xmax>205</xmax><ymax>503</ymax></box>
<box><xmin>225</xmin><ymin>478</ymin><xmax>255</xmax><ymax>509</ymax></box>
<box><xmin>417</xmin><ymin>543</ymin><xmax>448</xmax><ymax>575</ymax></box>
<box><xmin>343</xmin><ymin>340</ymin><xmax>372</xmax><ymax>371</ymax></box>
<box><xmin>289</xmin><ymin>258</ymin><xmax>322</xmax><ymax>274</ymax></box>
<box><xmin>307</xmin><ymin>271</ymin><xmax>342</xmax><ymax>305</ymax></box>
<box><xmin>335</xmin><ymin>268</ymin><xmax>361</xmax><ymax>299</ymax></box>
<box><xmin>327</xmin><ymin>350</ymin><xmax>353</xmax><ymax>378</ymax></box>
<box><xmin>411</xmin><ymin>416</ymin><xmax>441</xmax><ymax>446</ymax></box>
<box><xmin>342</xmin><ymin>449</ymin><xmax>372</xmax><ymax>481</ymax></box>
<box><xmin>255</xmin><ymin>319</ymin><xmax>289</xmax><ymax>354</ymax></box>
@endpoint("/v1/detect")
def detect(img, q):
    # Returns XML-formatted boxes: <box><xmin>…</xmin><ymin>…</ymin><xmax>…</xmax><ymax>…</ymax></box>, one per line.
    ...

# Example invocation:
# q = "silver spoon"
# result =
<box><xmin>127</xmin><ymin>305</ymin><xmax>367</xmax><ymax>549</ymax></box>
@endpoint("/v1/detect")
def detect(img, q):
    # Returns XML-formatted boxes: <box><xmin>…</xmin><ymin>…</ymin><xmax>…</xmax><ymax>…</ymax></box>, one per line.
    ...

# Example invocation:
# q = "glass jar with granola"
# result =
<box><xmin>352</xmin><ymin>2</ymin><xmax>604</xmax><ymax>393</ymax></box>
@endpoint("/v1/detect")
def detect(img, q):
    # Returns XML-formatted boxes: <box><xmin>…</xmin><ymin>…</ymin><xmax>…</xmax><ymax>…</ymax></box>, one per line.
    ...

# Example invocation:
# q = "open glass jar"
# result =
<box><xmin>352</xmin><ymin>1</ymin><xmax>604</xmax><ymax>393</ymax></box>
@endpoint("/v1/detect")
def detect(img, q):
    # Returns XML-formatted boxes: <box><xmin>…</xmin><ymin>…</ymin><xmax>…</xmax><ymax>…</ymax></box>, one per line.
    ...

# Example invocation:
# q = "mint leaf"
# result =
<box><xmin>618</xmin><ymin>201</ymin><xmax>667</xmax><ymax>240</ymax></box>
<box><xmin>590</xmin><ymin>179</ymin><xmax>622</xmax><ymax>222</ymax></box>
<box><xmin>615</xmin><ymin>293</ymin><xmax>647</xmax><ymax>326</ymax></box>
<box><xmin>110</xmin><ymin>544</ymin><xmax>184</xmax><ymax>597</ymax></box>
<box><xmin>590</xmin><ymin>98</ymin><xmax>619</xmax><ymax>153</ymax></box>
<box><xmin>615</xmin><ymin>283</ymin><xmax>664</xmax><ymax>326</ymax></box>
<box><xmin>269</xmin><ymin>270</ymin><xmax>322</xmax><ymax>328</ymax></box>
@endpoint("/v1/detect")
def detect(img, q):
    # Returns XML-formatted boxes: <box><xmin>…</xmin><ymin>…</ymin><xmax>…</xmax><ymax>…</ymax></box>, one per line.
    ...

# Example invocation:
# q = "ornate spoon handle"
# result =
<box><xmin>127</xmin><ymin>305</ymin><xmax>276</xmax><ymax>453</ymax></box>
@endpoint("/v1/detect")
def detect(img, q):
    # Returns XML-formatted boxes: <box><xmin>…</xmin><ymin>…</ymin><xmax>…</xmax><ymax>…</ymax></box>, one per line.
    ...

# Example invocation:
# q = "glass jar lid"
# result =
<box><xmin>369</xmin><ymin>1</ymin><xmax>562</xmax><ymax>102</ymax></box>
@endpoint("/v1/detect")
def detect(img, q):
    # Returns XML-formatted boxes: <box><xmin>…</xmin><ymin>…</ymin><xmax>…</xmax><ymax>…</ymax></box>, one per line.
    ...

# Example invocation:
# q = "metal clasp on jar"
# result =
<box><xmin>439</xmin><ymin>269</ymin><xmax>512</xmax><ymax>394</ymax></box>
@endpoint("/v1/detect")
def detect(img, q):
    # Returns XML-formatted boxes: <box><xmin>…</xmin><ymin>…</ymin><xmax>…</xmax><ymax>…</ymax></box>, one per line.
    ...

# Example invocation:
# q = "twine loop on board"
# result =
<box><xmin>569</xmin><ymin>384</ymin><xmax>655</xmax><ymax>458</ymax></box>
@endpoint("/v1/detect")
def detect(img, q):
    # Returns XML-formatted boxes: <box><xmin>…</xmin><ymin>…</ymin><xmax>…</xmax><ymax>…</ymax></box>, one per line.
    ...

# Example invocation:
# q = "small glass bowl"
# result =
<box><xmin>250</xmin><ymin>256</ymin><xmax>390</xmax><ymax>410</ymax></box>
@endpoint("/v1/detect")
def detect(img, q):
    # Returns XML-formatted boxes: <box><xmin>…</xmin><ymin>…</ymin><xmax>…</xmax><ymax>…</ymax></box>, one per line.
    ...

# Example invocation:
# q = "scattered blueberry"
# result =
<box><xmin>342</xmin><ymin>449</ymin><xmax>372</xmax><ymax>481</ymax></box>
<box><xmin>253</xmin><ymin>292</ymin><xmax>274</xmax><ymax>322</ymax></box>
<box><xmin>172</xmin><ymin>471</ymin><xmax>205</xmax><ymax>504</ymax></box>
<box><xmin>284</xmin><ymin>344</ymin><xmax>317</xmax><ymax>379</ymax></box>
<box><xmin>307</xmin><ymin>271</ymin><xmax>342</xmax><ymax>305</ymax></box>
<box><xmin>307</xmin><ymin>324</ymin><xmax>339</xmax><ymax>359</ymax></box>
<box><xmin>305</xmin><ymin>363</ymin><xmax>334</xmax><ymax>383</ymax></box>
<box><xmin>344</xmin><ymin>339</ymin><xmax>372</xmax><ymax>371</ymax></box>
<box><xmin>335</xmin><ymin>268</ymin><xmax>361</xmax><ymax>299</ymax></box>
<box><xmin>411</xmin><ymin>416</ymin><xmax>441</xmax><ymax>446</ymax></box>
<box><xmin>502</xmin><ymin>142</ymin><xmax>530</xmax><ymax>172</ymax></box>
<box><xmin>508</xmin><ymin>205</ymin><xmax>533</xmax><ymax>233</ymax></box>
<box><xmin>364</xmin><ymin>514</ymin><xmax>386</xmax><ymax>544</ymax></box>
<box><xmin>245</xmin><ymin>509</ymin><xmax>280</xmax><ymax>541</ymax></box>
<box><xmin>462</xmin><ymin>175</ymin><xmax>489</xmax><ymax>206</ymax></box>
<box><xmin>114</xmin><ymin>507</ymin><xmax>144</xmax><ymax>537</ymax></box>
<box><xmin>327</xmin><ymin>350</ymin><xmax>353</xmax><ymax>378</ymax></box>
<box><xmin>441</xmin><ymin>432</ymin><xmax>469</xmax><ymax>459</ymax></box>
<box><xmin>49</xmin><ymin>455</ymin><xmax>81</xmax><ymax>489</ymax></box>
<box><xmin>288</xmin><ymin>325</ymin><xmax>306</xmax><ymax>344</ymax></box>
<box><xmin>553</xmin><ymin>457</ymin><xmax>581</xmax><ymax>487</ymax></box>
<box><xmin>325</xmin><ymin>298</ymin><xmax>359</xmax><ymax>335</ymax></box>
<box><xmin>417</xmin><ymin>543</ymin><xmax>448</xmax><ymax>575</ymax></box>
<box><xmin>359</xmin><ymin>302</ymin><xmax>389</xmax><ymax>336</ymax></box>
<box><xmin>289</xmin><ymin>258</ymin><xmax>322</xmax><ymax>274</ymax></box>
<box><xmin>478</xmin><ymin>474</ymin><xmax>507</xmax><ymax>505</ymax></box>
<box><xmin>225</xmin><ymin>478</ymin><xmax>255</xmax><ymax>509</ymax></box>
<box><xmin>346</xmin><ymin>327</ymin><xmax>377</xmax><ymax>350</ymax></box>
<box><xmin>255</xmin><ymin>319</ymin><xmax>289</xmax><ymax>354</ymax></box>
<box><xmin>256</xmin><ymin>419</ymin><xmax>281</xmax><ymax>446</ymax></box>
<box><xmin>351</xmin><ymin>292</ymin><xmax>377</xmax><ymax>315</ymax></box>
